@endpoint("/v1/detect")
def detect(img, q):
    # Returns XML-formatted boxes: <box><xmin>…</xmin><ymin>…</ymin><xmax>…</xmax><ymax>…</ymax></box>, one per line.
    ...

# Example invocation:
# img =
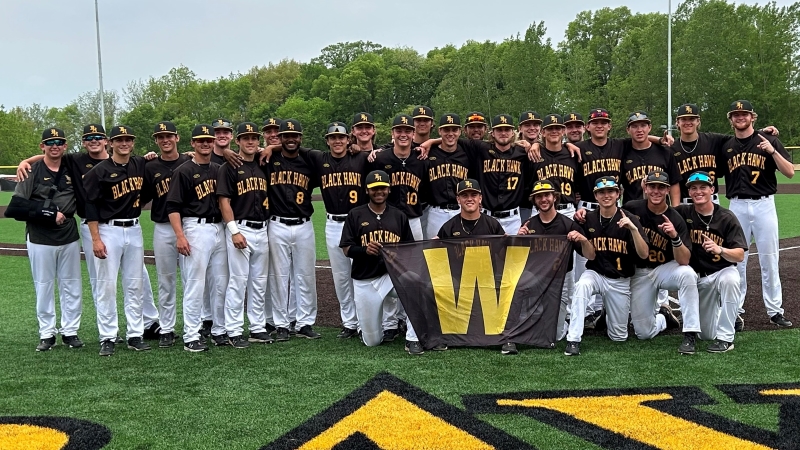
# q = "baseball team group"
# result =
<box><xmin>8</xmin><ymin>99</ymin><xmax>793</xmax><ymax>357</ymax></box>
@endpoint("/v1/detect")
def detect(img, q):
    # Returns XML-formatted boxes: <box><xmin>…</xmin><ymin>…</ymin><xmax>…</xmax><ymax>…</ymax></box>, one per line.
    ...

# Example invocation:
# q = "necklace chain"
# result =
<box><xmin>368</xmin><ymin>204</ymin><xmax>384</xmax><ymax>219</ymax></box>
<box><xmin>461</xmin><ymin>216</ymin><xmax>480</xmax><ymax>235</ymax></box>
<box><xmin>696</xmin><ymin>209</ymin><xmax>714</xmax><ymax>231</ymax></box>
<box><xmin>680</xmin><ymin>138</ymin><xmax>699</xmax><ymax>154</ymax></box>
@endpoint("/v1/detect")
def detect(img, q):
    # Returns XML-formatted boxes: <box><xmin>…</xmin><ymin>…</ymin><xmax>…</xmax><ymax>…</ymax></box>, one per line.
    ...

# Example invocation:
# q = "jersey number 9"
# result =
<box><xmin>349</xmin><ymin>190</ymin><xmax>358</xmax><ymax>204</ymax></box>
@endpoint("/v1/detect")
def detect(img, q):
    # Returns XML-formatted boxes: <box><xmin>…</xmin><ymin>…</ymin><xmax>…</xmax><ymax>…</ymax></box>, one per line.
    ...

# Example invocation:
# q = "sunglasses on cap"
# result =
<box><xmin>83</xmin><ymin>135</ymin><xmax>105</xmax><ymax>142</ymax></box>
<box><xmin>533</xmin><ymin>181</ymin><xmax>554</xmax><ymax>190</ymax></box>
<box><xmin>686</xmin><ymin>172</ymin><xmax>713</xmax><ymax>184</ymax></box>
<box><xmin>595</xmin><ymin>178</ymin><xmax>619</xmax><ymax>190</ymax></box>
<box><xmin>213</xmin><ymin>120</ymin><xmax>233</xmax><ymax>129</ymax></box>
<box><xmin>44</xmin><ymin>139</ymin><xmax>66</xmax><ymax>147</ymax></box>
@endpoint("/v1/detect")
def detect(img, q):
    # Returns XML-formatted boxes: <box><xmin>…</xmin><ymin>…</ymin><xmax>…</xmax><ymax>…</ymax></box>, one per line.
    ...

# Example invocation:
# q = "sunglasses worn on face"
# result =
<box><xmin>195</xmin><ymin>138</ymin><xmax>215</xmax><ymax>143</ymax></box>
<box><xmin>44</xmin><ymin>139</ymin><xmax>66</xmax><ymax>146</ymax></box>
<box><xmin>83</xmin><ymin>135</ymin><xmax>105</xmax><ymax>142</ymax></box>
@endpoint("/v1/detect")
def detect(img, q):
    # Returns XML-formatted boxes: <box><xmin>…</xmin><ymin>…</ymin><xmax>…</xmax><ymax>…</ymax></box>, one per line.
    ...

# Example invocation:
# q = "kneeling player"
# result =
<box><xmin>339</xmin><ymin>171</ymin><xmax>420</xmax><ymax>353</ymax></box>
<box><xmin>677</xmin><ymin>172</ymin><xmax>747</xmax><ymax>352</ymax></box>
<box><xmin>520</xmin><ymin>180</ymin><xmax>594</xmax><ymax>344</ymax></box>
<box><xmin>566</xmin><ymin>178</ymin><xmax>649</xmax><ymax>355</ymax></box>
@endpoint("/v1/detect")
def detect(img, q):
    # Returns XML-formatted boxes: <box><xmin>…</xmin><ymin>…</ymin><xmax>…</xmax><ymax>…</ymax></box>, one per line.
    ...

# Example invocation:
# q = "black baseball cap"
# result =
<box><xmin>412</xmin><ymin>105</ymin><xmax>434</xmax><ymax>120</ymax></box>
<box><xmin>352</xmin><ymin>112</ymin><xmax>374</xmax><ymax>127</ymax></box>
<box><xmin>593</xmin><ymin>177</ymin><xmax>620</xmax><ymax>192</ymax></box>
<box><xmin>542</xmin><ymin>114</ymin><xmax>565</xmax><ymax>129</ymax></box>
<box><xmin>728</xmin><ymin>100</ymin><xmax>756</xmax><ymax>118</ymax></box>
<box><xmin>392</xmin><ymin>114</ymin><xmax>414</xmax><ymax>129</ymax></box>
<box><xmin>564</xmin><ymin>112</ymin><xmax>585</xmax><ymax>125</ymax></box>
<box><xmin>279</xmin><ymin>118</ymin><xmax>303</xmax><ymax>135</ymax></box>
<box><xmin>676</xmin><ymin>104</ymin><xmax>700</xmax><ymax>119</ymax></box>
<box><xmin>152</xmin><ymin>121</ymin><xmax>178</xmax><ymax>137</ymax></box>
<box><xmin>588</xmin><ymin>108</ymin><xmax>611</xmax><ymax>123</ymax></box>
<box><xmin>191</xmin><ymin>124</ymin><xmax>215</xmax><ymax>139</ymax></box>
<box><xmin>212</xmin><ymin>118</ymin><xmax>233</xmax><ymax>131</ymax></box>
<box><xmin>41</xmin><ymin>127</ymin><xmax>66</xmax><ymax>143</ymax></box>
<box><xmin>685</xmin><ymin>171</ymin><xmax>713</xmax><ymax>187</ymax></box>
<box><xmin>236</xmin><ymin>122</ymin><xmax>260</xmax><ymax>138</ymax></box>
<box><xmin>492</xmin><ymin>114</ymin><xmax>515</xmax><ymax>129</ymax></box>
<box><xmin>366</xmin><ymin>170</ymin><xmax>391</xmax><ymax>188</ymax></box>
<box><xmin>626</xmin><ymin>111</ymin><xmax>651</xmax><ymax>126</ymax></box>
<box><xmin>261</xmin><ymin>117</ymin><xmax>281</xmax><ymax>130</ymax></box>
<box><xmin>519</xmin><ymin>111</ymin><xmax>542</xmax><ymax>125</ymax></box>
<box><xmin>109</xmin><ymin>125</ymin><xmax>136</xmax><ymax>140</ymax></box>
<box><xmin>645</xmin><ymin>170</ymin><xmax>670</xmax><ymax>186</ymax></box>
<box><xmin>465</xmin><ymin>111</ymin><xmax>487</xmax><ymax>125</ymax></box>
<box><xmin>457</xmin><ymin>178</ymin><xmax>481</xmax><ymax>194</ymax></box>
<box><xmin>438</xmin><ymin>113</ymin><xmax>461</xmax><ymax>128</ymax></box>
<box><xmin>82</xmin><ymin>123</ymin><xmax>106</xmax><ymax>138</ymax></box>
<box><xmin>325</xmin><ymin>121</ymin><xmax>348</xmax><ymax>137</ymax></box>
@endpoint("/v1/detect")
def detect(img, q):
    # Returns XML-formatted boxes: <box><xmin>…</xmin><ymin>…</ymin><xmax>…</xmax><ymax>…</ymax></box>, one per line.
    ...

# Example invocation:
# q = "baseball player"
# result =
<box><xmin>621</xmin><ymin>111</ymin><xmax>682</xmax><ymax>205</ymax></box>
<box><xmin>424</xmin><ymin>114</ymin><xmax>471</xmax><ymax>239</ymax></box>
<box><xmin>140</xmin><ymin>121</ymin><xmax>191</xmax><ymax>348</ymax></box>
<box><xmin>520</xmin><ymin>179</ymin><xmax>594</xmax><ymax>347</ymax></box>
<box><xmin>517</xmin><ymin>111</ymin><xmax>543</xmax><ymax>221</ymax></box>
<box><xmin>7</xmin><ymin>128</ymin><xmax>83</xmax><ymax>351</ymax></box>
<box><xmin>676</xmin><ymin>171</ymin><xmax>748</xmax><ymax>352</ymax></box>
<box><xmin>350</xmin><ymin>112</ymin><xmax>377</xmax><ymax>152</ymax></box>
<box><xmin>210</xmin><ymin>118</ymin><xmax>234</xmax><ymax>165</ymax></box>
<box><xmin>565</xmin><ymin>177</ymin><xmax>650</xmax><ymax>355</ymax></box>
<box><xmin>167</xmin><ymin>124</ymin><xmax>229</xmax><ymax>352</ymax></box>
<box><xmin>464</xmin><ymin>111</ymin><xmax>488</xmax><ymax>140</ymax></box>
<box><xmin>532</xmin><ymin>114</ymin><xmax>582</xmax><ymax>219</ymax></box>
<box><xmin>83</xmin><ymin>125</ymin><xmax>150</xmax><ymax>356</ymax></box>
<box><xmin>261</xmin><ymin>117</ymin><xmax>282</xmax><ymax>147</ymax></box>
<box><xmin>412</xmin><ymin>106</ymin><xmax>435</xmax><ymax>237</ymax></box>
<box><xmin>723</xmin><ymin>100</ymin><xmax>794</xmax><ymax>328</ymax></box>
<box><xmin>625</xmin><ymin>171</ymin><xmax>700</xmax><ymax>354</ymax></box>
<box><xmin>216</xmin><ymin>122</ymin><xmax>273</xmax><ymax>349</ymax></box>
<box><xmin>564</xmin><ymin>112</ymin><xmax>586</xmax><ymax>144</ymax></box>
<box><xmin>265</xmin><ymin>118</ymin><xmax>321</xmax><ymax>341</ymax></box>
<box><xmin>339</xmin><ymin>170</ymin><xmax>419</xmax><ymax>352</ymax></box>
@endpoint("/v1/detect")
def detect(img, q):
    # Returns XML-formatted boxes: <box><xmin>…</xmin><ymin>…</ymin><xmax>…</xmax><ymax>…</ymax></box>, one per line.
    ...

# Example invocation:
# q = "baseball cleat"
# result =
<box><xmin>289</xmin><ymin>320</ymin><xmax>297</xmax><ymax>336</ymax></box>
<box><xmin>248</xmin><ymin>332</ymin><xmax>274</xmax><ymax>344</ymax></box>
<box><xmin>61</xmin><ymin>335</ymin><xmax>84</xmax><ymax>348</ymax></box>
<box><xmin>265</xmin><ymin>323</ymin><xmax>277</xmax><ymax>336</ymax></box>
<box><xmin>142</xmin><ymin>322</ymin><xmax>162</xmax><ymax>340</ymax></box>
<box><xmin>734</xmin><ymin>315</ymin><xmax>744</xmax><ymax>332</ymax></box>
<box><xmin>770</xmin><ymin>313</ymin><xmax>792</xmax><ymax>328</ymax></box>
<box><xmin>659</xmin><ymin>305</ymin><xmax>681</xmax><ymax>330</ymax></box>
<box><xmin>158</xmin><ymin>332</ymin><xmax>176</xmax><ymax>348</ymax></box>
<box><xmin>382</xmin><ymin>329</ymin><xmax>399</xmax><ymax>343</ymax></box>
<box><xmin>274</xmin><ymin>328</ymin><xmax>290</xmax><ymax>342</ymax></box>
<box><xmin>337</xmin><ymin>328</ymin><xmax>358</xmax><ymax>339</ymax></box>
<box><xmin>707</xmin><ymin>340</ymin><xmax>734</xmax><ymax>353</ymax></box>
<box><xmin>564</xmin><ymin>341</ymin><xmax>581</xmax><ymax>356</ymax></box>
<box><xmin>99</xmin><ymin>340</ymin><xmax>115</xmax><ymax>356</ymax></box>
<box><xmin>211</xmin><ymin>334</ymin><xmax>231</xmax><ymax>346</ymax></box>
<box><xmin>36</xmin><ymin>337</ymin><xmax>56</xmax><ymax>352</ymax></box>
<box><xmin>229</xmin><ymin>335</ymin><xmax>250</xmax><ymax>349</ymax></box>
<box><xmin>296</xmin><ymin>325</ymin><xmax>321</xmax><ymax>339</ymax></box>
<box><xmin>184</xmin><ymin>340</ymin><xmax>209</xmax><ymax>352</ymax></box>
<box><xmin>114</xmin><ymin>336</ymin><xmax>124</xmax><ymax>344</ymax></box>
<box><xmin>431</xmin><ymin>343</ymin><xmax>448</xmax><ymax>351</ymax></box>
<box><xmin>501</xmin><ymin>342</ymin><xmax>518</xmax><ymax>355</ymax></box>
<box><xmin>200</xmin><ymin>320</ymin><xmax>213</xmax><ymax>338</ymax></box>
<box><xmin>127</xmin><ymin>337</ymin><xmax>152</xmax><ymax>351</ymax></box>
<box><xmin>405</xmin><ymin>340</ymin><xmax>424</xmax><ymax>355</ymax></box>
<box><xmin>678</xmin><ymin>332</ymin><xmax>696</xmax><ymax>355</ymax></box>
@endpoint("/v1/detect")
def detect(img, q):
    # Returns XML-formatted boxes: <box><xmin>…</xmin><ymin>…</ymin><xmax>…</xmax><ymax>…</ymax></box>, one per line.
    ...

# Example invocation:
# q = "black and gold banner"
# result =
<box><xmin>382</xmin><ymin>235</ymin><xmax>571</xmax><ymax>349</ymax></box>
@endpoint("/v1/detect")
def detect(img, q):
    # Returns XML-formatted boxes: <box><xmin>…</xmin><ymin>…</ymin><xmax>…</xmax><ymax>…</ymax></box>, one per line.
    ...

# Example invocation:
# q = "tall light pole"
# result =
<box><xmin>667</xmin><ymin>0</ymin><xmax>673</xmax><ymax>133</ymax></box>
<box><xmin>94</xmin><ymin>0</ymin><xmax>106</xmax><ymax>128</ymax></box>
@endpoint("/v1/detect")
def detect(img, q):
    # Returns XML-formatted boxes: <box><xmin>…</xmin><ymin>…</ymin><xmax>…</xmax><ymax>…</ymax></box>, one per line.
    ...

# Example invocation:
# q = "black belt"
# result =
<box><xmin>486</xmin><ymin>208</ymin><xmax>518</xmax><ymax>218</ymax></box>
<box><xmin>196</xmin><ymin>217</ymin><xmax>222</xmax><ymax>224</ymax></box>
<box><xmin>435</xmin><ymin>204</ymin><xmax>460</xmax><ymax>211</ymax></box>
<box><xmin>326</xmin><ymin>213</ymin><xmax>348</xmax><ymax>222</ymax></box>
<box><xmin>733</xmin><ymin>194</ymin><xmax>768</xmax><ymax>200</ymax></box>
<box><xmin>237</xmin><ymin>220</ymin><xmax>267</xmax><ymax>229</ymax></box>
<box><xmin>271</xmin><ymin>216</ymin><xmax>309</xmax><ymax>226</ymax></box>
<box><xmin>556</xmin><ymin>204</ymin><xmax>571</xmax><ymax>211</ymax></box>
<box><xmin>101</xmin><ymin>218</ymin><xmax>139</xmax><ymax>227</ymax></box>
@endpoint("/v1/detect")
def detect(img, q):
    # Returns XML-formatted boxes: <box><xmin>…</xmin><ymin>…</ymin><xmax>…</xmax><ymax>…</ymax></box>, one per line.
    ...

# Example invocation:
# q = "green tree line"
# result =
<box><xmin>2</xmin><ymin>0</ymin><xmax>798</xmax><ymax>165</ymax></box>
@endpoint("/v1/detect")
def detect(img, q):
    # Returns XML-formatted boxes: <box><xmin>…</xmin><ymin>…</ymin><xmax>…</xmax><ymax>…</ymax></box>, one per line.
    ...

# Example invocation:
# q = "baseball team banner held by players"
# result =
<box><xmin>383</xmin><ymin>235</ymin><xmax>571</xmax><ymax>349</ymax></box>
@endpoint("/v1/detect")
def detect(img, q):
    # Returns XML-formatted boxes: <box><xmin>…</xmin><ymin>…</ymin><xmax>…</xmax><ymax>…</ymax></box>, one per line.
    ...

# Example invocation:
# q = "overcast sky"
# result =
<box><xmin>1</xmin><ymin>0</ymin><xmax>793</xmax><ymax>109</ymax></box>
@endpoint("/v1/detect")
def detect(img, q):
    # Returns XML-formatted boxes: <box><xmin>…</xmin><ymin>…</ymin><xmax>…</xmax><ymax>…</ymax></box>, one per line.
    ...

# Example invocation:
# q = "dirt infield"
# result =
<box><xmin>1</xmin><ymin>237</ymin><xmax>797</xmax><ymax>332</ymax></box>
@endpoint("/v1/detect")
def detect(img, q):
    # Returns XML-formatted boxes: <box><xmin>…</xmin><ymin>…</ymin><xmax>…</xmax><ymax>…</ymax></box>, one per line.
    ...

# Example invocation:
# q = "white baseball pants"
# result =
<box><xmin>268</xmin><ymin>219</ymin><xmax>317</xmax><ymax>329</ymax></box>
<box><xmin>631</xmin><ymin>261</ymin><xmax>699</xmax><ymax>338</ymax></box>
<box><xmin>425</xmin><ymin>206</ymin><xmax>460</xmax><ymax>240</ymax></box>
<box><xmin>355</xmin><ymin>273</ymin><xmax>418</xmax><ymax>346</ymax></box>
<box><xmin>224</xmin><ymin>223</ymin><xmax>270</xmax><ymax>337</ymax></box>
<box><xmin>697</xmin><ymin>265</ymin><xmax>740</xmax><ymax>343</ymax></box>
<box><xmin>325</xmin><ymin>218</ymin><xmax>356</xmax><ymax>330</ymax></box>
<box><xmin>27</xmin><ymin>240</ymin><xmax>82</xmax><ymax>339</ymax></box>
<box><xmin>153</xmin><ymin>222</ymin><xmax>179</xmax><ymax>333</ymax></box>
<box><xmin>567</xmin><ymin>270</ymin><xmax>632</xmax><ymax>342</ymax></box>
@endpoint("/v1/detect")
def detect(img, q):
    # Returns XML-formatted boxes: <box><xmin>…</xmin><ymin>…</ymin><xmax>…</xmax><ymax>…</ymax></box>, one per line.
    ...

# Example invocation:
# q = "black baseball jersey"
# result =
<box><xmin>141</xmin><ymin>154</ymin><xmax>191</xmax><ymax>223</ymax></box>
<box><xmin>676</xmin><ymin>204</ymin><xmax>748</xmax><ymax>275</ymax></box>
<box><xmin>305</xmin><ymin>150</ymin><xmax>369</xmax><ymax>215</ymax></box>
<box><xmin>722</xmin><ymin>132</ymin><xmax>790</xmax><ymax>198</ymax></box>
<box><xmin>166</xmin><ymin>160</ymin><xmax>222</xmax><ymax>219</ymax></box>
<box><xmin>216</xmin><ymin>159</ymin><xmax>269</xmax><ymax>221</ymax></box>
<box><xmin>371</xmin><ymin>148</ymin><xmax>429</xmax><ymax>218</ymax></box>
<box><xmin>459</xmin><ymin>138</ymin><xmax>531</xmax><ymax>212</ymax></box>
<box><xmin>210</xmin><ymin>152</ymin><xmax>226</xmax><ymax>166</ymax></box>
<box><xmin>621</xmin><ymin>143</ymin><xmax>681</xmax><ymax>204</ymax></box>
<box><xmin>437</xmin><ymin>213</ymin><xmax>505</xmax><ymax>239</ymax></box>
<box><xmin>670</xmin><ymin>132</ymin><xmax>729</xmax><ymax>199</ymax></box>
<box><xmin>583</xmin><ymin>208</ymin><xmax>649</xmax><ymax>278</ymax></box>
<box><xmin>83</xmin><ymin>156</ymin><xmax>146</xmax><ymax>222</ymax></box>
<box><xmin>575</xmin><ymin>138</ymin><xmax>626</xmax><ymax>202</ymax></box>
<box><xmin>61</xmin><ymin>152</ymin><xmax>108</xmax><ymax>218</ymax></box>
<box><xmin>264</xmin><ymin>150</ymin><xmax>316</xmax><ymax>218</ymax></box>
<box><xmin>12</xmin><ymin>160</ymin><xmax>79</xmax><ymax>246</ymax></box>
<box><xmin>523</xmin><ymin>213</ymin><xmax>585</xmax><ymax>270</ymax></box>
<box><xmin>624</xmin><ymin>199</ymin><xmax>691</xmax><ymax>269</ymax></box>
<box><xmin>425</xmin><ymin>144</ymin><xmax>471</xmax><ymax>207</ymax></box>
<box><xmin>533</xmin><ymin>146</ymin><xmax>582</xmax><ymax>205</ymax></box>
<box><xmin>339</xmin><ymin>204</ymin><xmax>414</xmax><ymax>280</ymax></box>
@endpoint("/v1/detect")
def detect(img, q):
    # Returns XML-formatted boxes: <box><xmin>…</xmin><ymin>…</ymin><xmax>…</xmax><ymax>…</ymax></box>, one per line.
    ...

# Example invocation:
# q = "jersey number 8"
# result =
<box><xmin>296</xmin><ymin>192</ymin><xmax>304</xmax><ymax>204</ymax></box>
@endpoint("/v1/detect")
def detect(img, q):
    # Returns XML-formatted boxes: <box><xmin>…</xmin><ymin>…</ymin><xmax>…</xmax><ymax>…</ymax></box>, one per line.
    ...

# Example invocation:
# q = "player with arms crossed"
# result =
<box><xmin>167</xmin><ymin>124</ymin><xmax>229</xmax><ymax>352</ymax></box>
<box><xmin>723</xmin><ymin>100</ymin><xmax>794</xmax><ymax>328</ymax></box>
<box><xmin>566</xmin><ymin>177</ymin><xmax>650</xmax><ymax>355</ymax></box>
<box><xmin>6</xmin><ymin>128</ymin><xmax>83</xmax><ymax>351</ymax></box>
<box><xmin>217</xmin><ymin>122</ymin><xmax>273</xmax><ymax>349</ymax></box>
<box><xmin>424</xmin><ymin>114</ymin><xmax>471</xmax><ymax>239</ymax></box>
<box><xmin>339</xmin><ymin>170</ymin><xmax>419</xmax><ymax>352</ymax></box>
<box><xmin>676</xmin><ymin>171</ymin><xmax>748</xmax><ymax>352</ymax></box>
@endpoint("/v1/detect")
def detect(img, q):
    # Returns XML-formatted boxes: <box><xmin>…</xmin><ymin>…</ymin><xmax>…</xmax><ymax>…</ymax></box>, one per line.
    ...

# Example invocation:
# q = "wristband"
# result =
<box><xmin>671</xmin><ymin>237</ymin><xmax>683</xmax><ymax>247</ymax></box>
<box><xmin>226</xmin><ymin>221</ymin><xmax>240</xmax><ymax>235</ymax></box>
